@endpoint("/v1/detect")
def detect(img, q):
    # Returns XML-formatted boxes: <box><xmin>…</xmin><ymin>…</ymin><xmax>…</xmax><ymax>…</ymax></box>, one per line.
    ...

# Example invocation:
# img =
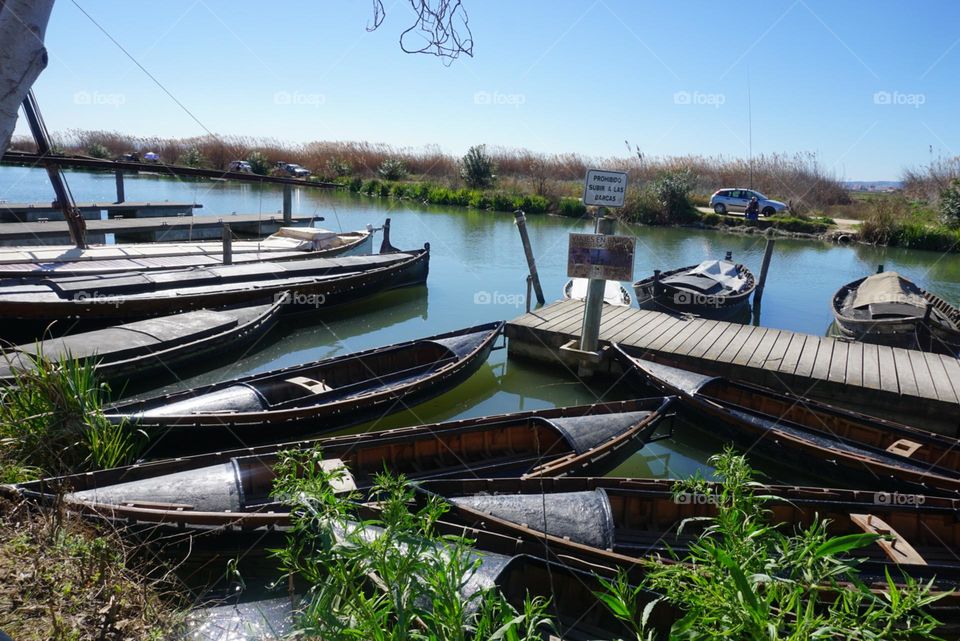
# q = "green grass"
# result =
<box><xmin>696</xmin><ymin>212</ymin><xmax>830</xmax><ymax>234</ymax></box>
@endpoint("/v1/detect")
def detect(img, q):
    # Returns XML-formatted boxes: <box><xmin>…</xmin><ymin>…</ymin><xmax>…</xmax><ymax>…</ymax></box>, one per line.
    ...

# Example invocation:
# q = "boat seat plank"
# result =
<box><xmin>850</xmin><ymin>513</ymin><xmax>927</xmax><ymax>566</ymax></box>
<box><xmin>747</xmin><ymin>329</ymin><xmax>781</xmax><ymax>369</ymax></box>
<box><xmin>777</xmin><ymin>333</ymin><xmax>806</xmax><ymax>375</ymax></box>
<box><xmin>877</xmin><ymin>346</ymin><xmax>899</xmax><ymax>394</ymax></box>
<box><xmin>730</xmin><ymin>327</ymin><xmax>767</xmax><ymax>366</ymax></box>
<box><xmin>285</xmin><ymin>376</ymin><xmax>333</xmax><ymax>394</ymax></box>
<box><xmin>845</xmin><ymin>341</ymin><xmax>864</xmax><ymax>388</ymax></box>
<box><xmin>861</xmin><ymin>343</ymin><xmax>882</xmax><ymax>390</ymax></box>
<box><xmin>908</xmin><ymin>350</ymin><xmax>938</xmax><ymax>401</ymax></box>
<box><xmin>892</xmin><ymin>348</ymin><xmax>919</xmax><ymax>397</ymax></box>
<box><xmin>886</xmin><ymin>439</ymin><xmax>923</xmax><ymax>458</ymax></box>
<box><xmin>924</xmin><ymin>353</ymin><xmax>959</xmax><ymax>404</ymax></box>
<box><xmin>827</xmin><ymin>340</ymin><xmax>848</xmax><ymax>383</ymax></box>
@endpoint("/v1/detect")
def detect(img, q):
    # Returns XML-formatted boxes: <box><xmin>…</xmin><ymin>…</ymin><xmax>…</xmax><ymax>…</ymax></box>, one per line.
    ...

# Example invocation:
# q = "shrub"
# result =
<box><xmin>361</xmin><ymin>179</ymin><xmax>381</xmax><ymax>196</ymax></box>
<box><xmin>513</xmin><ymin>194</ymin><xmax>550</xmax><ymax>214</ymax></box>
<box><xmin>558</xmin><ymin>197</ymin><xmax>587</xmax><ymax>217</ymax></box>
<box><xmin>377</xmin><ymin>157</ymin><xmax>407</xmax><ymax>181</ymax></box>
<box><xmin>247</xmin><ymin>150</ymin><xmax>271</xmax><ymax>175</ymax></box>
<box><xmin>620</xmin><ymin>186</ymin><xmax>665</xmax><ymax>224</ymax></box>
<box><xmin>939</xmin><ymin>178</ymin><xmax>960</xmax><ymax>227</ymax></box>
<box><xmin>390</xmin><ymin>182</ymin><xmax>409</xmax><ymax>199</ymax></box>
<box><xmin>460</xmin><ymin>144</ymin><xmax>496</xmax><ymax>188</ymax></box>
<box><xmin>468</xmin><ymin>191</ymin><xmax>492</xmax><ymax>209</ymax></box>
<box><xmin>176</xmin><ymin>146</ymin><xmax>206</xmax><ymax>168</ymax></box>
<box><xmin>85</xmin><ymin>142</ymin><xmax>110</xmax><ymax>159</ymax></box>
<box><xmin>326</xmin><ymin>157</ymin><xmax>352</xmax><ymax>177</ymax></box>
<box><xmin>491</xmin><ymin>191</ymin><xmax>515</xmax><ymax>212</ymax></box>
<box><xmin>860</xmin><ymin>195</ymin><xmax>910</xmax><ymax>244</ymax></box>
<box><xmin>651</xmin><ymin>169</ymin><xmax>697</xmax><ymax>223</ymax></box>
<box><xmin>409</xmin><ymin>182</ymin><xmax>431</xmax><ymax>201</ymax></box>
<box><xmin>346</xmin><ymin>176</ymin><xmax>363</xmax><ymax>192</ymax></box>
<box><xmin>377</xmin><ymin>182</ymin><xmax>391</xmax><ymax>198</ymax></box>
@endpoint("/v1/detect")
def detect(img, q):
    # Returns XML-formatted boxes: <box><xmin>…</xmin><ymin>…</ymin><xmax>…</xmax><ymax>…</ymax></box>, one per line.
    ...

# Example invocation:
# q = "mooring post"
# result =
<box><xmin>222</xmin><ymin>223</ymin><xmax>233</xmax><ymax>265</ymax></box>
<box><xmin>578</xmin><ymin>213</ymin><xmax>615</xmax><ymax>369</ymax></box>
<box><xmin>753</xmin><ymin>237</ymin><xmax>775</xmax><ymax>307</ymax></box>
<box><xmin>282</xmin><ymin>184</ymin><xmax>292</xmax><ymax>225</ymax></box>
<box><xmin>514</xmin><ymin>210</ymin><xmax>545</xmax><ymax>306</ymax></box>
<box><xmin>114</xmin><ymin>170</ymin><xmax>125</xmax><ymax>203</ymax></box>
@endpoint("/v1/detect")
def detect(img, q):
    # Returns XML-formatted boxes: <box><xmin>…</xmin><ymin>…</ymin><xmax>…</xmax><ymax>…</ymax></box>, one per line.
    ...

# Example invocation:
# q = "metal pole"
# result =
<box><xmin>222</xmin><ymin>223</ymin><xmax>233</xmax><ymax>265</ymax></box>
<box><xmin>752</xmin><ymin>238</ymin><xmax>775</xmax><ymax>306</ymax></box>
<box><xmin>282</xmin><ymin>184</ymin><xmax>292</xmax><ymax>225</ymax></box>
<box><xmin>514</xmin><ymin>210</ymin><xmax>545</xmax><ymax>306</ymax></box>
<box><xmin>114</xmin><ymin>170</ymin><xmax>125</xmax><ymax>203</ymax></box>
<box><xmin>579</xmin><ymin>212</ymin><xmax>615</xmax><ymax>356</ymax></box>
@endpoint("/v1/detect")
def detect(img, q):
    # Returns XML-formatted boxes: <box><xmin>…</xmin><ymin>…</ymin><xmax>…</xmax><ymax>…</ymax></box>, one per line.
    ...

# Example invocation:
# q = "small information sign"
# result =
<box><xmin>567</xmin><ymin>233</ymin><xmax>635</xmax><ymax>281</ymax></box>
<box><xmin>583</xmin><ymin>169</ymin><xmax>628</xmax><ymax>208</ymax></box>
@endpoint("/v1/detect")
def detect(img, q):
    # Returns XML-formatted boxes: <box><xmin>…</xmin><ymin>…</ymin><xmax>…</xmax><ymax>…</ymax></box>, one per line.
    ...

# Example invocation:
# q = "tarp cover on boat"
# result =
<box><xmin>687</xmin><ymin>260</ymin><xmax>746</xmax><ymax>290</ymax></box>
<box><xmin>847</xmin><ymin>271</ymin><xmax>927</xmax><ymax>310</ymax></box>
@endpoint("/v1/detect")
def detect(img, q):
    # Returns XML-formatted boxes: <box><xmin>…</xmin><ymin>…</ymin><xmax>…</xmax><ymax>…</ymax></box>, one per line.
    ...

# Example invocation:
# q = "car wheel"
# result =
<box><xmin>714</xmin><ymin>203</ymin><xmax>726</xmax><ymax>214</ymax></box>
<box><xmin>762</xmin><ymin>207</ymin><xmax>775</xmax><ymax>217</ymax></box>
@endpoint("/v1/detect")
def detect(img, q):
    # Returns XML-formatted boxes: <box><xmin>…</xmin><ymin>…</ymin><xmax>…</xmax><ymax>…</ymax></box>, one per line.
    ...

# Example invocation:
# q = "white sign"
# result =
<box><xmin>583</xmin><ymin>169</ymin><xmax>628</xmax><ymax>208</ymax></box>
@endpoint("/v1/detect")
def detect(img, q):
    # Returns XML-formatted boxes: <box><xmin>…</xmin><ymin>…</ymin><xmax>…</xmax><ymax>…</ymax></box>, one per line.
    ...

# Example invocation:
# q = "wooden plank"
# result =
<box><xmin>614</xmin><ymin>311</ymin><xmax>676</xmax><ymax>346</ymax></box>
<box><xmin>924</xmin><ymin>354</ymin><xmax>959</xmax><ymax>404</ymax></box>
<box><xmin>845</xmin><ymin>341</ymin><xmax>864</xmax><ymax>388</ymax></box>
<box><xmin>513</xmin><ymin>300</ymin><xmax>575</xmax><ymax>328</ymax></box>
<box><xmin>647</xmin><ymin>317</ymin><xmax>701</xmax><ymax>352</ymax></box>
<box><xmin>701</xmin><ymin>323</ymin><xmax>744</xmax><ymax>361</ymax></box>
<box><xmin>595</xmin><ymin>305</ymin><xmax>634</xmax><ymax>332</ymax></box>
<box><xmin>762</xmin><ymin>331</ymin><xmax>792</xmax><ymax>372</ymax></box>
<box><xmin>860</xmin><ymin>343</ymin><xmax>882</xmax><ymax>391</ymax></box>
<box><xmin>850</xmin><ymin>514</ymin><xmax>927</xmax><ymax>566</ymax></box>
<box><xmin>716</xmin><ymin>325</ymin><xmax>757</xmax><ymax>363</ymax></box>
<box><xmin>794</xmin><ymin>336</ymin><xmax>822</xmax><ymax>379</ymax></box>
<box><xmin>877</xmin><ymin>346</ymin><xmax>900</xmax><ymax>394</ymax></box>
<box><xmin>827</xmin><ymin>340</ymin><xmax>848</xmax><ymax>383</ymax></box>
<box><xmin>686</xmin><ymin>321</ymin><xmax>730</xmax><ymax>358</ymax></box>
<box><xmin>778</xmin><ymin>334</ymin><xmax>806</xmax><ymax>376</ymax></box>
<box><xmin>600</xmin><ymin>307</ymin><xmax>648</xmax><ymax>340</ymax></box>
<box><xmin>907</xmin><ymin>349</ymin><xmax>937</xmax><ymax>400</ymax></box>
<box><xmin>632</xmin><ymin>315</ymin><xmax>686</xmax><ymax>351</ymax></box>
<box><xmin>809</xmin><ymin>339</ymin><xmax>834</xmax><ymax>381</ymax></box>
<box><xmin>939</xmin><ymin>355</ymin><xmax>960</xmax><ymax>403</ymax></box>
<box><xmin>892</xmin><ymin>348</ymin><xmax>919</xmax><ymax>397</ymax></box>
<box><xmin>606</xmin><ymin>310</ymin><xmax>659</xmax><ymax>344</ymax></box>
<box><xmin>747</xmin><ymin>329</ymin><xmax>781</xmax><ymax>369</ymax></box>
<box><xmin>731</xmin><ymin>327</ymin><xmax>767</xmax><ymax>366</ymax></box>
<box><xmin>550</xmin><ymin>304</ymin><xmax>594</xmax><ymax>335</ymax></box>
<box><xmin>674</xmin><ymin>319</ymin><xmax>719</xmax><ymax>356</ymax></box>
<box><xmin>660</xmin><ymin>318</ymin><xmax>709</xmax><ymax>354</ymax></box>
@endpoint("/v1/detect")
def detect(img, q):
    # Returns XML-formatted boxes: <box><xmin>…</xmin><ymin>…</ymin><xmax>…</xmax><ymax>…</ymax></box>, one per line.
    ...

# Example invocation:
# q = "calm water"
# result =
<box><xmin>3</xmin><ymin>166</ymin><xmax>958</xmax><ymax>482</ymax></box>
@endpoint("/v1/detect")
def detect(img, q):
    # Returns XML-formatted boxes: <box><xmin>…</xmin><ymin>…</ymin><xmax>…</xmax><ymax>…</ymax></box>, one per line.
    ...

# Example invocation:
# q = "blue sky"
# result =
<box><xmin>15</xmin><ymin>0</ymin><xmax>960</xmax><ymax>179</ymax></box>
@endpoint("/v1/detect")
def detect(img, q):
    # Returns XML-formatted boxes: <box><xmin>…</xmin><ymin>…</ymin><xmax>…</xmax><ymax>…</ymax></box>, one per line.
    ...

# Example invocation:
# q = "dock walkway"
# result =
<box><xmin>506</xmin><ymin>299</ymin><xmax>960</xmax><ymax>435</ymax></box>
<box><xmin>0</xmin><ymin>201</ymin><xmax>201</xmax><ymax>222</ymax></box>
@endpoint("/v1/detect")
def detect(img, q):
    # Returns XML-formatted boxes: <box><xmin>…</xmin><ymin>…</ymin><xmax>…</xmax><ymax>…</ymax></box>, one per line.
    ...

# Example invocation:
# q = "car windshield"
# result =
<box><xmin>751</xmin><ymin>191</ymin><xmax>767</xmax><ymax>199</ymax></box>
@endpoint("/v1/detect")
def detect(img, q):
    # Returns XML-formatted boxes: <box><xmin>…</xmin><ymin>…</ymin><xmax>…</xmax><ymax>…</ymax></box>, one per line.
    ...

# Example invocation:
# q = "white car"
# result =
<box><xmin>709</xmin><ymin>188</ymin><xmax>788</xmax><ymax>216</ymax></box>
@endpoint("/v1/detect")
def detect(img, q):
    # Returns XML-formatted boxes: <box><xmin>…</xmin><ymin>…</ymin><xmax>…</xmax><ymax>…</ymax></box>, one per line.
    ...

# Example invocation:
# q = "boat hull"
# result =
<box><xmin>633</xmin><ymin>262</ymin><xmax>755</xmax><ymax>316</ymax></box>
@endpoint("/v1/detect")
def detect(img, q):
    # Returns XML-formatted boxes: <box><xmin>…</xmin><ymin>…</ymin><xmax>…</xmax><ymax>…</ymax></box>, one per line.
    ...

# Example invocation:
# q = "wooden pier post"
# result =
<box><xmin>282</xmin><ymin>184</ymin><xmax>292</xmax><ymax>225</ymax></box>
<box><xmin>579</xmin><ymin>214</ymin><xmax>615</xmax><ymax>359</ymax></box>
<box><xmin>114</xmin><ymin>170</ymin><xmax>125</xmax><ymax>203</ymax></box>
<box><xmin>221</xmin><ymin>223</ymin><xmax>233</xmax><ymax>265</ymax></box>
<box><xmin>514</xmin><ymin>210</ymin><xmax>545</xmax><ymax>306</ymax></box>
<box><xmin>752</xmin><ymin>237</ymin><xmax>775</xmax><ymax>308</ymax></box>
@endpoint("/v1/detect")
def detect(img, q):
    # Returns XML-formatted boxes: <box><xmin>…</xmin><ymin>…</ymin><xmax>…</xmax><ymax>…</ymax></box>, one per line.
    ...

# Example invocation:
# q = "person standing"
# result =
<box><xmin>745</xmin><ymin>196</ymin><xmax>760</xmax><ymax>221</ymax></box>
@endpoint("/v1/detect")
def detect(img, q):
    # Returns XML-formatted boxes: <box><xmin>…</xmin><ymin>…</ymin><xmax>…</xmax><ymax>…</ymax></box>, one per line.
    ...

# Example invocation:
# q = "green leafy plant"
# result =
<box><xmin>377</xmin><ymin>158</ymin><xmax>408</xmax><ymax>181</ymax></box>
<box><xmin>271</xmin><ymin>447</ymin><xmax>552</xmax><ymax>641</ymax></box>
<box><xmin>939</xmin><ymin>178</ymin><xmax>960</xmax><ymax>228</ymax></box>
<box><xmin>460</xmin><ymin>144</ymin><xmax>496</xmax><ymax>189</ymax></box>
<box><xmin>176</xmin><ymin>146</ymin><xmax>206</xmax><ymax>168</ymax></box>
<box><xmin>597</xmin><ymin>448</ymin><xmax>945</xmax><ymax>640</ymax></box>
<box><xmin>246</xmin><ymin>150</ymin><xmax>271</xmax><ymax>175</ymax></box>
<box><xmin>85</xmin><ymin>142</ymin><xmax>110</xmax><ymax>159</ymax></box>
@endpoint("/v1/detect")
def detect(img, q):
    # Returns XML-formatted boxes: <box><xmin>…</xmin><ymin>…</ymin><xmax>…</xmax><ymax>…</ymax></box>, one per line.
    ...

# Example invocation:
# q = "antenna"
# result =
<box><xmin>747</xmin><ymin>68</ymin><xmax>753</xmax><ymax>190</ymax></box>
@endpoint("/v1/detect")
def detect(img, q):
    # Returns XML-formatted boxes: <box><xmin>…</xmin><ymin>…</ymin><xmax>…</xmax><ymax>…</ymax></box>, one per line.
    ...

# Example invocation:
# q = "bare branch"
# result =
<box><xmin>368</xmin><ymin>0</ymin><xmax>473</xmax><ymax>63</ymax></box>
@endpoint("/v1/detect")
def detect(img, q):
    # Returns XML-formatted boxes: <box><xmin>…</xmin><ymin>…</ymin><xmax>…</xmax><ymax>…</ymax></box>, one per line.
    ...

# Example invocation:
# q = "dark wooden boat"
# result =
<box><xmin>105</xmin><ymin>322</ymin><xmax>506</xmax><ymax>449</ymax></box>
<box><xmin>612</xmin><ymin>345</ymin><xmax>960</xmax><ymax>496</ymax></box>
<box><xmin>0</xmin><ymin>297</ymin><xmax>284</xmax><ymax>388</ymax></box>
<box><xmin>832</xmin><ymin>270</ymin><xmax>960</xmax><ymax>355</ymax></box>
<box><xmin>419</xmin><ymin>476</ymin><xmax>960</xmax><ymax>620</ymax></box>
<box><xmin>633</xmin><ymin>258</ymin><xmax>755</xmax><ymax>315</ymax></box>
<box><xmin>6</xmin><ymin>398</ymin><xmax>676</xmax><ymax>532</ymax></box>
<box><xmin>0</xmin><ymin>227</ymin><xmax>373</xmax><ymax>278</ymax></box>
<box><xmin>0</xmin><ymin>245</ymin><xmax>429</xmax><ymax>325</ymax></box>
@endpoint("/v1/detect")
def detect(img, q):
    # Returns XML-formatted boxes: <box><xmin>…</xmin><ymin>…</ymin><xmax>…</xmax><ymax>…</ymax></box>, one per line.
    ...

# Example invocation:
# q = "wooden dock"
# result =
<box><xmin>506</xmin><ymin>299</ymin><xmax>960</xmax><ymax>435</ymax></box>
<box><xmin>0</xmin><ymin>201</ymin><xmax>201</xmax><ymax>222</ymax></box>
<box><xmin>0</xmin><ymin>214</ymin><xmax>315</xmax><ymax>246</ymax></box>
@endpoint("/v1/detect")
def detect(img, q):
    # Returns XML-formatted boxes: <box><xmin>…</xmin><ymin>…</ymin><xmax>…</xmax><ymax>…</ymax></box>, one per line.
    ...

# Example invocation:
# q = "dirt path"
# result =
<box><xmin>695</xmin><ymin>207</ymin><xmax>860</xmax><ymax>232</ymax></box>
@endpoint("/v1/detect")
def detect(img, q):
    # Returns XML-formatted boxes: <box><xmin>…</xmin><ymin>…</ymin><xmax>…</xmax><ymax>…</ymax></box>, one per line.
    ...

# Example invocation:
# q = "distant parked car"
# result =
<box><xmin>117</xmin><ymin>152</ymin><xmax>140</xmax><ymax>162</ymax></box>
<box><xmin>228</xmin><ymin>160</ymin><xmax>253</xmax><ymax>173</ymax></box>
<box><xmin>143</xmin><ymin>151</ymin><xmax>161</xmax><ymax>163</ymax></box>
<box><xmin>275</xmin><ymin>161</ymin><xmax>311</xmax><ymax>178</ymax></box>
<box><xmin>709</xmin><ymin>188</ymin><xmax>788</xmax><ymax>216</ymax></box>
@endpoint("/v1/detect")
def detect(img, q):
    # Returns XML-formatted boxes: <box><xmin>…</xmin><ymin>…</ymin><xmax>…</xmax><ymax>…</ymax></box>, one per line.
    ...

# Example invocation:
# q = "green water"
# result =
<box><xmin>4</xmin><ymin>166</ymin><xmax>958</xmax><ymax>482</ymax></box>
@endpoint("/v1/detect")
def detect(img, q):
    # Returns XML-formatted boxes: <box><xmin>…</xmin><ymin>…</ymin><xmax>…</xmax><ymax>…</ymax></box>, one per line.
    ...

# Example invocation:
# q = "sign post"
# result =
<box><xmin>563</xmin><ymin>169</ymin><xmax>634</xmax><ymax>375</ymax></box>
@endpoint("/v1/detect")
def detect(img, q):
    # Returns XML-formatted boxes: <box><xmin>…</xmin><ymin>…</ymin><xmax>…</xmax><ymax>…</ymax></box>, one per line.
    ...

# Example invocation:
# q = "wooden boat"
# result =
<box><xmin>419</xmin><ymin>476</ymin><xmax>960</xmax><ymax>619</ymax></box>
<box><xmin>0</xmin><ymin>245</ymin><xmax>429</xmax><ymax>325</ymax></box>
<box><xmin>104</xmin><ymin>321</ymin><xmax>507</xmax><ymax>449</ymax></box>
<box><xmin>0</xmin><ymin>226</ymin><xmax>373</xmax><ymax>278</ymax></box>
<box><xmin>0</xmin><ymin>297</ymin><xmax>284</xmax><ymax>387</ymax></box>
<box><xmin>562</xmin><ymin>278</ymin><xmax>632</xmax><ymax>306</ymax></box>
<box><xmin>633</xmin><ymin>257</ymin><xmax>755</xmax><ymax>315</ymax></box>
<box><xmin>832</xmin><ymin>270</ymin><xmax>960</xmax><ymax>355</ymax></box>
<box><xmin>612</xmin><ymin>345</ymin><xmax>960</xmax><ymax>496</ymax></box>
<box><xmin>5</xmin><ymin>398</ymin><xmax>676</xmax><ymax>532</ymax></box>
